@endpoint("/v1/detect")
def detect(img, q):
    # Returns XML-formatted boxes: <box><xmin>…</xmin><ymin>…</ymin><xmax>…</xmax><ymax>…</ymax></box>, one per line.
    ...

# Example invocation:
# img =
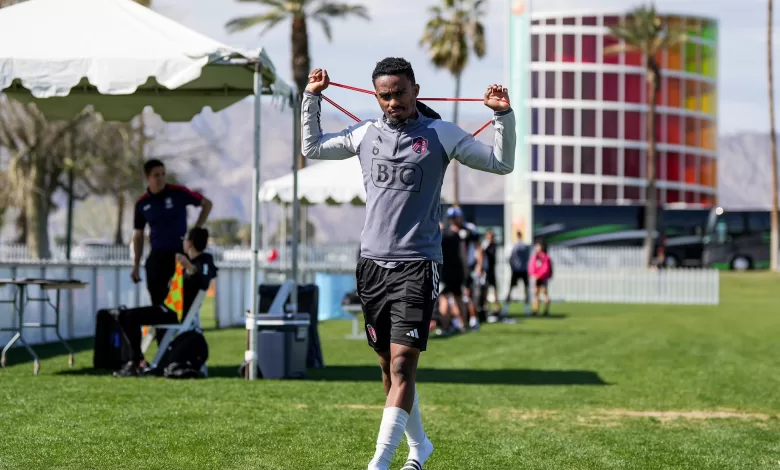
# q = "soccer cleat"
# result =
<box><xmin>400</xmin><ymin>459</ymin><xmax>422</xmax><ymax>470</ymax></box>
<box><xmin>113</xmin><ymin>361</ymin><xmax>140</xmax><ymax>377</ymax></box>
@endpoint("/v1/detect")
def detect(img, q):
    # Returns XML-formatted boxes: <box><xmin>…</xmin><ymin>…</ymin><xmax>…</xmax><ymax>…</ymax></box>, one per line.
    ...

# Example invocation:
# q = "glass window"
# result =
<box><xmin>531</xmin><ymin>71</ymin><xmax>539</xmax><ymax>98</ymax></box>
<box><xmin>544</xmin><ymin>145</ymin><xmax>554</xmax><ymax>171</ymax></box>
<box><xmin>582</xmin><ymin>109</ymin><xmax>596</xmax><ymax>137</ymax></box>
<box><xmin>582</xmin><ymin>72</ymin><xmax>597</xmax><ymax>100</ymax></box>
<box><xmin>562</xmin><ymin>72</ymin><xmax>575</xmax><ymax>99</ymax></box>
<box><xmin>625</xmin><ymin>47</ymin><xmax>642</xmax><ymax>66</ymax></box>
<box><xmin>603</xmin><ymin>110</ymin><xmax>619</xmax><ymax>138</ymax></box>
<box><xmin>562</xmin><ymin>146</ymin><xmax>574</xmax><ymax>173</ymax></box>
<box><xmin>666</xmin><ymin>114</ymin><xmax>682</xmax><ymax>144</ymax></box>
<box><xmin>602</xmin><ymin>184</ymin><xmax>618</xmax><ymax>202</ymax></box>
<box><xmin>685</xmin><ymin>80</ymin><xmax>699</xmax><ymax>111</ymax></box>
<box><xmin>545</xmin><ymin>34</ymin><xmax>556</xmax><ymax>62</ymax></box>
<box><xmin>562</xmin><ymin>35</ymin><xmax>576</xmax><ymax>62</ymax></box>
<box><xmin>581</xmin><ymin>184</ymin><xmax>596</xmax><ymax>202</ymax></box>
<box><xmin>545</xmin><ymin>108</ymin><xmax>555</xmax><ymax>136</ymax></box>
<box><xmin>581</xmin><ymin>147</ymin><xmax>596</xmax><ymax>174</ymax></box>
<box><xmin>531</xmin><ymin>144</ymin><xmax>539</xmax><ymax>171</ymax></box>
<box><xmin>604</xmin><ymin>16</ymin><xmax>620</xmax><ymax>27</ymax></box>
<box><xmin>531</xmin><ymin>34</ymin><xmax>539</xmax><ymax>62</ymax></box>
<box><xmin>582</xmin><ymin>35</ymin><xmax>597</xmax><ymax>63</ymax></box>
<box><xmin>603</xmin><ymin>35</ymin><xmax>620</xmax><ymax>64</ymax></box>
<box><xmin>625</xmin><ymin>74</ymin><xmax>643</xmax><ymax>103</ymax></box>
<box><xmin>684</xmin><ymin>153</ymin><xmax>698</xmax><ymax>184</ymax></box>
<box><xmin>685</xmin><ymin>118</ymin><xmax>697</xmax><ymax>147</ymax></box>
<box><xmin>748</xmin><ymin>212</ymin><xmax>771</xmax><ymax>232</ymax></box>
<box><xmin>582</xmin><ymin>16</ymin><xmax>597</xmax><ymax>26</ymax></box>
<box><xmin>666</xmin><ymin>152</ymin><xmax>681</xmax><ymax>182</ymax></box>
<box><xmin>545</xmin><ymin>71</ymin><xmax>555</xmax><ymax>99</ymax></box>
<box><xmin>562</xmin><ymin>183</ymin><xmax>574</xmax><ymax>201</ymax></box>
<box><xmin>603</xmin><ymin>147</ymin><xmax>619</xmax><ymax>176</ymax></box>
<box><xmin>545</xmin><ymin>18</ymin><xmax>556</xmax><ymax>25</ymax></box>
<box><xmin>544</xmin><ymin>182</ymin><xmax>554</xmax><ymax>202</ymax></box>
<box><xmin>625</xmin><ymin>149</ymin><xmax>642</xmax><ymax>178</ymax></box>
<box><xmin>603</xmin><ymin>72</ymin><xmax>619</xmax><ymax>101</ymax></box>
<box><xmin>666</xmin><ymin>190</ymin><xmax>681</xmax><ymax>204</ymax></box>
<box><xmin>532</xmin><ymin>108</ymin><xmax>540</xmax><ymax>135</ymax></box>
<box><xmin>664</xmin><ymin>77</ymin><xmax>681</xmax><ymax>107</ymax></box>
<box><xmin>625</xmin><ymin>111</ymin><xmax>642</xmax><ymax>141</ymax></box>
<box><xmin>562</xmin><ymin>17</ymin><xmax>576</xmax><ymax>25</ymax></box>
<box><xmin>562</xmin><ymin>109</ymin><xmax>575</xmax><ymax>136</ymax></box>
<box><xmin>532</xmin><ymin>181</ymin><xmax>539</xmax><ymax>199</ymax></box>
<box><xmin>685</xmin><ymin>42</ymin><xmax>699</xmax><ymax>74</ymax></box>
<box><xmin>624</xmin><ymin>186</ymin><xmax>641</xmax><ymax>201</ymax></box>
<box><xmin>685</xmin><ymin>192</ymin><xmax>698</xmax><ymax>204</ymax></box>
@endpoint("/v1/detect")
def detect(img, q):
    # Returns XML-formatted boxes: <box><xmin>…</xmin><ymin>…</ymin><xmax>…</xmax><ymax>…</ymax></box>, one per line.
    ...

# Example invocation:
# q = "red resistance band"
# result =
<box><xmin>321</xmin><ymin>81</ymin><xmax>504</xmax><ymax>137</ymax></box>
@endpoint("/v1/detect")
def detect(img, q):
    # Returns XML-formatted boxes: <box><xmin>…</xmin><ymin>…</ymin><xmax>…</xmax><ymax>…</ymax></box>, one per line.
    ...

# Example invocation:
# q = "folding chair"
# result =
<box><xmin>140</xmin><ymin>290</ymin><xmax>208</xmax><ymax>377</ymax></box>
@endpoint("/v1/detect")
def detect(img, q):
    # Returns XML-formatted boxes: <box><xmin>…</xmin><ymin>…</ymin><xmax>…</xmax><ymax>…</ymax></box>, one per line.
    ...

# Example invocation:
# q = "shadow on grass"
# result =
<box><xmin>55</xmin><ymin>364</ymin><xmax>610</xmax><ymax>386</ymax></box>
<box><xmin>308</xmin><ymin>366</ymin><xmax>608</xmax><ymax>386</ymax></box>
<box><xmin>507</xmin><ymin>313</ymin><xmax>569</xmax><ymax>320</ymax></box>
<box><xmin>2</xmin><ymin>337</ymin><xmax>93</xmax><ymax>367</ymax></box>
<box><xmin>205</xmin><ymin>365</ymin><xmax>610</xmax><ymax>386</ymax></box>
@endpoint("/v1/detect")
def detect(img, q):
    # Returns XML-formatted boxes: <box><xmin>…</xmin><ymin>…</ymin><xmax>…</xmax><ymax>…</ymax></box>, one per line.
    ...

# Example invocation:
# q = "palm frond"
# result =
<box><xmin>236</xmin><ymin>0</ymin><xmax>288</xmax><ymax>7</ymax></box>
<box><xmin>604</xmin><ymin>43</ymin><xmax>638</xmax><ymax>56</ymax></box>
<box><xmin>225</xmin><ymin>12</ymin><xmax>288</xmax><ymax>34</ymax></box>
<box><xmin>469</xmin><ymin>20</ymin><xmax>486</xmax><ymax>57</ymax></box>
<box><xmin>312</xmin><ymin>16</ymin><xmax>333</xmax><ymax>41</ymax></box>
<box><xmin>311</xmin><ymin>2</ymin><xmax>370</xmax><ymax>21</ymax></box>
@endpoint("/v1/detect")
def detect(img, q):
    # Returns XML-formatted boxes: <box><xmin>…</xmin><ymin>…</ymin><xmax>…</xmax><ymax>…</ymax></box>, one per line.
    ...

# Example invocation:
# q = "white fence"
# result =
<box><xmin>0</xmin><ymin>246</ymin><xmax>720</xmax><ymax>349</ymax></box>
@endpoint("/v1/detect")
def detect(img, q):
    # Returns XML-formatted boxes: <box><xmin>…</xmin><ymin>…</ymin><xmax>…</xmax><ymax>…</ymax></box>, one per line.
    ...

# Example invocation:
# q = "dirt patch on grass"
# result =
<box><xmin>485</xmin><ymin>407</ymin><xmax>775</xmax><ymax>426</ymax></box>
<box><xmin>599</xmin><ymin>409</ymin><xmax>772</xmax><ymax>422</ymax></box>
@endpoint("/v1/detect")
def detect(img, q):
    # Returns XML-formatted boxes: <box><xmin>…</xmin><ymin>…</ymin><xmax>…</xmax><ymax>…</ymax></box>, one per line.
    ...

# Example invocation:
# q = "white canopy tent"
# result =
<box><xmin>0</xmin><ymin>0</ymin><xmax>295</xmax><ymax>380</ymax></box>
<box><xmin>260</xmin><ymin>158</ymin><xmax>366</xmax><ymax>205</ymax></box>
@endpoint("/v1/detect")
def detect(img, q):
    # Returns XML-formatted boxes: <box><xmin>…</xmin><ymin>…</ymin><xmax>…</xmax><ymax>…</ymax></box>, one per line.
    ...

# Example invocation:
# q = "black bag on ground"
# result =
<box><xmin>154</xmin><ymin>330</ymin><xmax>209</xmax><ymax>379</ymax></box>
<box><xmin>93</xmin><ymin>307</ymin><xmax>131</xmax><ymax>371</ymax></box>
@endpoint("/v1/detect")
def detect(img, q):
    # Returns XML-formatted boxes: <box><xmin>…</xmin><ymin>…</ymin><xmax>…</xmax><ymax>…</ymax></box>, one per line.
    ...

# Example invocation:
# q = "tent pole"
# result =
<box><xmin>247</xmin><ymin>62</ymin><xmax>263</xmax><ymax>381</ymax></box>
<box><xmin>291</xmin><ymin>92</ymin><xmax>301</xmax><ymax>314</ymax></box>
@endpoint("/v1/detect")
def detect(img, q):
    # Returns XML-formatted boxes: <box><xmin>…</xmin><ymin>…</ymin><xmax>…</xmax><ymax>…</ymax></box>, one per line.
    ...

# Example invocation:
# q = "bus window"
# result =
<box><xmin>715</xmin><ymin>221</ymin><xmax>728</xmax><ymax>244</ymax></box>
<box><xmin>748</xmin><ymin>212</ymin><xmax>770</xmax><ymax>232</ymax></box>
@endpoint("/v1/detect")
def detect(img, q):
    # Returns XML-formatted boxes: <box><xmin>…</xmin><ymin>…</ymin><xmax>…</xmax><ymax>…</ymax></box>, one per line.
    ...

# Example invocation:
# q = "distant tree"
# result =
<box><xmin>225</xmin><ymin>0</ymin><xmax>370</xmax><ymax>170</ymax></box>
<box><xmin>420</xmin><ymin>0</ymin><xmax>487</xmax><ymax>205</ymax></box>
<box><xmin>605</xmin><ymin>5</ymin><xmax>688</xmax><ymax>267</ymax></box>
<box><xmin>207</xmin><ymin>218</ymin><xmax>244</xmax><ymax>246</ymax></box>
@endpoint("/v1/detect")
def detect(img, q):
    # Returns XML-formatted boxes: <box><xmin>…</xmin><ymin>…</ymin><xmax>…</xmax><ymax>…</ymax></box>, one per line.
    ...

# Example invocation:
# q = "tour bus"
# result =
<box><xmin>701</xmin><ymin>207</ymin><xmax>778</xmax><ymax>270</ymax></box>
<box><xmin>444</xmin><ymin>203</ymin><xmax>711</xmax><ymax>267</ymax></box>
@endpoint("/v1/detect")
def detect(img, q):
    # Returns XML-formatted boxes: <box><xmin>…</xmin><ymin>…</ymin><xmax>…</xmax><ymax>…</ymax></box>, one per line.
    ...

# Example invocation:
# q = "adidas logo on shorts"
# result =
<box><xmin>405</xmin><ymin>329</ymin><xmax>419</xmax><ymax>339</ymax></box>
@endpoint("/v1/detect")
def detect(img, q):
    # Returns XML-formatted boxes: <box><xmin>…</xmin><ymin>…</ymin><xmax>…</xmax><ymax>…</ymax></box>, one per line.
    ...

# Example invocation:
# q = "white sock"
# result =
<box><xmin>368</xmin><ymin>407</ymin><xmax>409</xmax><ymax>470</ymax></box>
<box><xmin>405</xmin><ymin>391</ymin><xmax>434</xmax><ymax>466</ymax></box>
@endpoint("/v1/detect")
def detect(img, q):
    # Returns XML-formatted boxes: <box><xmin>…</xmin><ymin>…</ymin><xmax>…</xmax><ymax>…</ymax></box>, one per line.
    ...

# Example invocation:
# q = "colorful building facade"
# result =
<box><xmin>526</xmin><ymin>12</ymin><xmax>718</xmax><ymax>206</ymax></box>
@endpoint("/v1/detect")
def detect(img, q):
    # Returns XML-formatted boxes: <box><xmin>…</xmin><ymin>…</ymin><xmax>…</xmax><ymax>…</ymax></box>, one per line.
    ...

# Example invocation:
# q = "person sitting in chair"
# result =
<box><xmin>114</xmin><ymin>227</ymin><xmax>217</xmax><ymax>377</ymax></box>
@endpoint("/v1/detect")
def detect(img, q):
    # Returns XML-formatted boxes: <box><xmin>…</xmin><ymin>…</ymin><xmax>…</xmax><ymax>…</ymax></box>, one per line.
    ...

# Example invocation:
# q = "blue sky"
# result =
<box><xmin>154</xmin><ymin>0</ymin><xmax>779</xmax><ymax>134</ymax></box>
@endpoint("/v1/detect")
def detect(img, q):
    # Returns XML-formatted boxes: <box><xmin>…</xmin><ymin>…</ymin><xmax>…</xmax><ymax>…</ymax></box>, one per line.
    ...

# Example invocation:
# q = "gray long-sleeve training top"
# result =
<box><xmin>301</xmin><ymin>90</ymin><xmax>516</xmax><ymax>264</ymax></box>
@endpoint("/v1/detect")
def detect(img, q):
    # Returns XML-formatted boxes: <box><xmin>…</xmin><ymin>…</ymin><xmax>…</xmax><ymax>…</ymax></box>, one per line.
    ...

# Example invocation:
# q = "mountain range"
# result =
<box><xmin>4</xmin><ymin>98</ymin><xmax>780</xmax><ymax>245</ymax></box>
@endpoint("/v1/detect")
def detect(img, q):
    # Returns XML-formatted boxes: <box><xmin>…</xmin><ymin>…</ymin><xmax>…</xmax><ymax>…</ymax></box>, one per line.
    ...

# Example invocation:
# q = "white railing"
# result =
<box><xmin>0</xmin><ymin>247</ymin><xmax>720</xmax><ymax>348</ymax></box>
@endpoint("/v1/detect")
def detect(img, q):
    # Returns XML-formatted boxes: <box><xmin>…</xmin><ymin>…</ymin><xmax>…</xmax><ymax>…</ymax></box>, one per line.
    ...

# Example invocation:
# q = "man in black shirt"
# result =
<box><xmin>478</xmin><ymin>230</ymin><xmax>500</xmax><ymax>316</ymax></box>
<box><xmin>438</xmin><ymin>221</ymin><xmax>466</xmax><ymax>333</ymax></box>
<box><xmin>132</xmin><ymin>159</ymin><xmax>212</xmax><ymax>306</ymax></box>
<box><xmin>114</xmin><ymin>227</ymin><xmax>218</xmax><ymax>377</ymax></box>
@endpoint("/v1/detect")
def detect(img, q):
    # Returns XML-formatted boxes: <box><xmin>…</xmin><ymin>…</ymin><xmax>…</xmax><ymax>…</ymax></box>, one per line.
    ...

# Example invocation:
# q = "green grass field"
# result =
<box><xmin>1</xmin><ymin>272</ymin><xmax>779</xmax><ymax>469</ymax></box>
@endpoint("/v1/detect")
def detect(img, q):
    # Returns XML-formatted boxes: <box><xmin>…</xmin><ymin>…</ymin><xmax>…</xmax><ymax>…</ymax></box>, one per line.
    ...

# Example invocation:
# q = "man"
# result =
<box><xmin>114</xmin><ymin>227</ymin><xmax>217</xmax><ymax>377</ymax></box>
<box><xmin>447</xmin><ymin>207</ymin><xmax>482</xmax><ymax>331</ymax></box>
<box><xmin>501</xmin><ymin>231</ymin><xmax>531</xmax><ymax>317</ymax></box>
<box><xmin>132</xmin><ymin>159</ymin><xmax>212</xmax><ymax>308</ymax></box>
<box><xmin>437</xmin><ymin>220</ymin><xmax>467</xmax><ymax>334</ymax></box>
<box><xmin>478</xmin><ymin>230</ymin><xmax>500</xmax><ymax>317</ymax></box>
<box><xmin>302</xmin><ymin>57</ymin><xmax>515</xmax><ymax>470</ymax></box>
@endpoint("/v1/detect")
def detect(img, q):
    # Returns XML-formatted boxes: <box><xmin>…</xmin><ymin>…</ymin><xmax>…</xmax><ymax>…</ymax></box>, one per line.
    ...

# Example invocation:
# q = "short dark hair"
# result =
<box><xmin>187</xmin><ymin>227</ymin><xmax>209</xmax><ymax>252</ymax></box>
<box><xmin>372</xmin><ymin>57</ymin><xmax>416</xmax><ymax>85</ymax></box>
<box><xmin>143</xmin><ymin>159</ymin><xmax>164</xmax><ymax>176</ymax></box>
<box><xmin>516</xmin><ymin>230</ymin><xmax>523</xmax><ymax>239</ymax></box>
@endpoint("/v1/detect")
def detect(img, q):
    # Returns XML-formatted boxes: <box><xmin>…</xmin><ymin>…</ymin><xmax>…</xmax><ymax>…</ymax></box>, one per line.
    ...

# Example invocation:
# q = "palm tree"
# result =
<box><xmin>226</xmin><ymin>0</ymin><xmax>370</xmax><ymax>170</ymax></box>
<box><xmin>769</xmin><ymin>0</ymin><xmax>780</xmax><ymax>272</ymax></box>
<box><xmin>605</xmin><ymin>4</ymin><xmax>687</xmax><ymax>267</ymax></box>
<box><xmin>420</xmin><ymin>0</ymin><xmax>486</xmax><ymax>205</ymax></box>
